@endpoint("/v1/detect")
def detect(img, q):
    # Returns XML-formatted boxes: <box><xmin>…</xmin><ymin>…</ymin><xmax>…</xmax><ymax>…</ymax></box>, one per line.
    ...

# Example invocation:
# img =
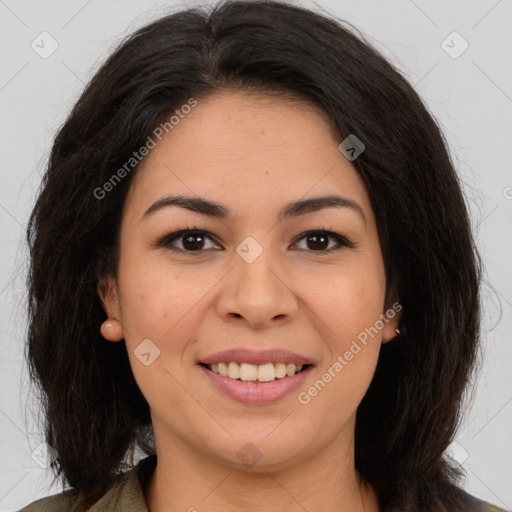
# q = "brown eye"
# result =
<box><xmin>179</xmin><ymin>232</ymin><xmax>208</xmax><ymax>251</ymax></box>
<box><xmin>293</xmin><ymin>230</ymin><xmax>354</xmax><ymax>252</ymax></box>
<box><xmin>158</xmin><ymin>229</ymin><xmax>221</xmax><ymax>253</ymax></box>
<box><xmin>156</xmin><ymin>228</ymin><xmax>354</xmax><ymax>255</ymax></box>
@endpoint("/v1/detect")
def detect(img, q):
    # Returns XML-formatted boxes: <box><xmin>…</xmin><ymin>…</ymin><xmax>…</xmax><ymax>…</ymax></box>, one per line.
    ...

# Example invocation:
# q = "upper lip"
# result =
<box><xmin>199</xmin><ymin>348</ymin><xmax>314</xmax><ymax>366</ymax></box>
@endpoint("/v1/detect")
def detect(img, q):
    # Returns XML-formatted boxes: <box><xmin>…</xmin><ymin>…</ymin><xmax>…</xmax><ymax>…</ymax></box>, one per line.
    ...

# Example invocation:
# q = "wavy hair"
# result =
<box><xmin>25</xmin><ymin>1</ymin><xmax>482</xmax><ymax>510</ymax></box>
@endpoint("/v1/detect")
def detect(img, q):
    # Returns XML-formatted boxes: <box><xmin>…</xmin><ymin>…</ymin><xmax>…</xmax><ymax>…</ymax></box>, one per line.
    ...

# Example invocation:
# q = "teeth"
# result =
<box><xmin>227</xmin><ymin>362</ymin><xmax>239</xmax><ymax>379</ymax></box>
<box><xmin>207</xmin><ymin>362</ymin><xmax>305</xmax><ymax>382</ymax></box>
<box><xmin>275</xmin><ymin>363</ymin><xmax>287</xmax><ymax>378</ymax></box>
<box><xmin>218</xmin><ymin>362</ymin><xmax>228</xmax><ymax>377</ymax></box>
<box><xmin>240</xmin><ymin>363</ymin><xmax>258</xmax><ymax>381</ymax></box>
<box><xmin>257</xmin><ymin>363</ymin><xmax>275</xmax><ymax>382</ymax></box>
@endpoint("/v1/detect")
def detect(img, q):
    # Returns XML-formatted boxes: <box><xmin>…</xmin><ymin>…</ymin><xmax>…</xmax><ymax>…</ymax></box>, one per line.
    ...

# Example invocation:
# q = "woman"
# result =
<box><xmin>19</xmin><ymin>0</ymin><xmax>507</xmax><ymax>510</ymax></box>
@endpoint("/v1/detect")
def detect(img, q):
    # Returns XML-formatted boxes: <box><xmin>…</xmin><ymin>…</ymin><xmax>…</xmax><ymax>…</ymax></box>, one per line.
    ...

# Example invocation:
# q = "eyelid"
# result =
<box><xmin>156</xmin><ymin>227</ymin><xmax>355</xmax><ymax>253</ymax></box>
<box><xmin>155</xmin><ymin>227</ymin><xmax>222</xmax><ymax>251</ymax></box>
<box><xmin>291</xmin><ymin>230</ymin><xmax>355</xmax><ymax>251</ymax></box>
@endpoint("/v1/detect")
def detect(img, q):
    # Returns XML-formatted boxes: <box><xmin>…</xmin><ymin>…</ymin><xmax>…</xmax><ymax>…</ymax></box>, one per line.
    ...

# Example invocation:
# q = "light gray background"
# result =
<box><xmin>1</xmin><ymin>0</ymin><xmax>511</xmax><ymax>510</ymax></box>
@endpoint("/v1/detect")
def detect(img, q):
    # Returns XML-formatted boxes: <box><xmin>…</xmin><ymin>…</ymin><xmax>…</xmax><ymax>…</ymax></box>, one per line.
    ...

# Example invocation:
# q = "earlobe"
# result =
<box><xmin>381</xmin><ymin>302</ymin><xmax>402</xmax><ymax>344</ymax></box>
<box><xmin>381</xmin><ymin>286</ymin><xmax>402</xmax><ymax>343</ymax></box>
<box><xmin>382</xmin><ymin>313</ymin><xmax>402</xmax><ymax>343</ymax></box>
<box><xmin>382</xmin><ymin>327</ymin><xmax>401</xmax><ymax>344</ymax></box>
<box><xmin>100</xmin><ymin>319</ymin><xmax>124</xmax><ymax>342</ymax></box>
<box><xmin>97</xmin><ymin>275</ymin><xmax>124</xmax><ymax>342</ymax></box>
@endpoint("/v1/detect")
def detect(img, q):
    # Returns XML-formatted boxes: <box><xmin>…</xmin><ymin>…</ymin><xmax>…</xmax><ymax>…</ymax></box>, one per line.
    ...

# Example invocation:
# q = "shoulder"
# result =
<box><xmin>16</xmin><ymin>454</ymin><xmax>157</xmax><ymax>512</ymax></box>
<box><xmin>478</xmin><ymin>503</ymin><xmax>509</xmax><ymax>512</ymax></box>
<box><xmin>385</xmin><ymin>483</ymin><xmax>508</xmax><ymax>512</ymax></box>
<box><xmin>16</xmin><ymin>489</ymin><xmax>89</xmax><ymax>512</ymax></box>
<box><xmin>481</xmin><ymin>503</ymin><xmax>510</xmax><ymax>512</ymax></box>
<box><xmin>457</xmin><ymin>487</ymin><xmax>509</xmax><ymax>512</ymax></box>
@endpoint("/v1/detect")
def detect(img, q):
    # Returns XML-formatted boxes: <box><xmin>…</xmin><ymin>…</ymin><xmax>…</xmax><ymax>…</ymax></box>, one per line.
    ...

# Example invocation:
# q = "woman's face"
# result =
<box><xmin>100</xmin><ymin>91</ymin><xmax>399</xmax><ymax>471</ymax></box>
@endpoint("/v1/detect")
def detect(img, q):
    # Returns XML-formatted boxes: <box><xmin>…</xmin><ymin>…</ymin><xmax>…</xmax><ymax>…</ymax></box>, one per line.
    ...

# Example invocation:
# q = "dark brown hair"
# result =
<box><xmin>25</xmin><ymin>1</ymin><xmax>483</xmax><ymax>510</ymax></box>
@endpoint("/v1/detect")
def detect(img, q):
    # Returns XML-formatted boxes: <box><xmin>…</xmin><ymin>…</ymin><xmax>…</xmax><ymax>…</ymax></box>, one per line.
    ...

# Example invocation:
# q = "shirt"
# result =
<box><xmin>17</xmin><ymin>453</ymin><xmax>509</xmax><ymax>511</ymax></box>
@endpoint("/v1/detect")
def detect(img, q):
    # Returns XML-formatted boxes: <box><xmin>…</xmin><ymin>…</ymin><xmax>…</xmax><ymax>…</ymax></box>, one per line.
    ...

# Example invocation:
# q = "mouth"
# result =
<box><xmin>199</xmin><ymin>361</ymin><xmax>312</xmax><ymax>383</ymax></box>
<box><xmin>198</xmin><ymin>361</ymin><xmax>314</xmax><ymax>404</ymax></box>
<box><xmin>197</xmin><ymin>347</ymin><xmax>315</xmax><ymax>404</ymax></box>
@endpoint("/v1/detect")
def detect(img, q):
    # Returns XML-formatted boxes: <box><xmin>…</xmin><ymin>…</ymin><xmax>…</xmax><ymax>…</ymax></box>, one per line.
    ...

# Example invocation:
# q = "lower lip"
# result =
<box><xmin>199</xmin><ymin>364</ymin><xmax>313</xmax><ymax>405</ymax></box>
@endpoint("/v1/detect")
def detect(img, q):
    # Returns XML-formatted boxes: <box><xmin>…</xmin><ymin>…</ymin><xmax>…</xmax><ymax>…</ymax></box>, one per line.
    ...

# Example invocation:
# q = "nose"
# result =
<box><xmin>215</xmin><ymin>244</ymin><xmax>299</xmax><ymax>330</ymax></box>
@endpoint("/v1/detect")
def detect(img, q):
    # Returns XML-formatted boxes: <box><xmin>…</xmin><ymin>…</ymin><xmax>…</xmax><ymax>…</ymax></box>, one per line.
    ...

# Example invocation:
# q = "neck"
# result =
<box><xmin>145</xmin><ymin>423</ymin><xmax>379</xmax><ymax>512</ymax></box>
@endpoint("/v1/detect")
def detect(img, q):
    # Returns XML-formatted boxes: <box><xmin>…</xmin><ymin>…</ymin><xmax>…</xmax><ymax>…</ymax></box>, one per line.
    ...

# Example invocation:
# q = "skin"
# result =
<box><xmin>99</xmin><ymin>91</ymin><xmax>400</xmax><ymax>512</ymax></box>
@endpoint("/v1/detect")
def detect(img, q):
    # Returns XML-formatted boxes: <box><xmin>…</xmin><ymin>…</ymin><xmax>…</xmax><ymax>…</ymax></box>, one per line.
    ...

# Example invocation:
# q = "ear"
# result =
<box><xmin>381</xmin><ymin>301</ymin><xmax>402</xmax><ymax>343</ymax></box>
<box><xmin>381</xmin><ymin>279</ymin><xmax>402</xmax><ymax>343</ymax></box>
<box><xmin>98</xmin><ymin>274</ymin><xmax>121</xmax><ymax>318</ymax></box>
<box><xmin>97</xmin><ymin>274</ymin><xmax>124</xmax><ymax>342</ymax></box>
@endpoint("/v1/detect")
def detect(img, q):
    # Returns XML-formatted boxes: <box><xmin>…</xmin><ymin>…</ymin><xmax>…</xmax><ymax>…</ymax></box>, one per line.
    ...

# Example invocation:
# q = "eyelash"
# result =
<box><xmin>155</xmin><ymin>225</ymin><xmax>355</xmax><ymax>254</ymax></box>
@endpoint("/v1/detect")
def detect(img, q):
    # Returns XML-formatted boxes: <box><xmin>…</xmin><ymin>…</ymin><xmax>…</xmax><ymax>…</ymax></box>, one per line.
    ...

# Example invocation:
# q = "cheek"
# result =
<box><xmin>307</xmin><ymin>264</ymin><xmax>385</xmax><ymax>347</ymax></box>
<box><xmin>116</xmin><ymin>255</ymin><xmax>216</xmax><ymax>380</ymax></box>
<box><xmin>117</xmin><ymin>267</ymin><xmax>200</xmax><ymax>408</ymax></box>
<box><xmin>121</xmin><ymin>279</ymin><xmax>196</xmax><ymax>344</ymax></box>
<box><xmin>300</xmin><ymin>270</ymin><xmax>384</xmax><ymax>427</ymax></box>
<box><xmin>118</xmin><ymin>246</ymin><xmax>197</xmax><ymax>331</ymax></box>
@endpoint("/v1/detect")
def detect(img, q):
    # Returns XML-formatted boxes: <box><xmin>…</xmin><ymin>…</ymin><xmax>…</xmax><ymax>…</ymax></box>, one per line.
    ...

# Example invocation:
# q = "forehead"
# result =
<box><xmin>124</xmin><ymin>91</ymin><xmax>374</xmax><ymax>226</ymax></box>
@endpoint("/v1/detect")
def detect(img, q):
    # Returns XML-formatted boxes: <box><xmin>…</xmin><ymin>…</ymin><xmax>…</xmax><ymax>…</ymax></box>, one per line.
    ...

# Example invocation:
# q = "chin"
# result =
<box><xmin>211</xmin><ymin>435</ymin><xmax>308</xmax><ymax>473</ymax></box>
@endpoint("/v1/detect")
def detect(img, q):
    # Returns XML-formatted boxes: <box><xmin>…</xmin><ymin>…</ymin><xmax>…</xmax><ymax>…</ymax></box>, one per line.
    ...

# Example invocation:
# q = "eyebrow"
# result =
<box><xmin>142</xmin><ymin>194</ymin><xmax>367</xmax><ymax>225</ymax></box>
